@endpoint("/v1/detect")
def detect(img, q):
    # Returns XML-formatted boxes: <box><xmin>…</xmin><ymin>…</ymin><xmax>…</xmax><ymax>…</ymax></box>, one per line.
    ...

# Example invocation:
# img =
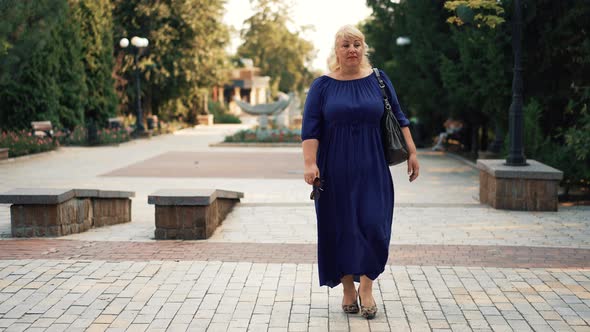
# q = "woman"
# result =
<box><xmin>301</xmin><ymin>25</ymin><xmax>420</xmax><ymax>319</ymax></box>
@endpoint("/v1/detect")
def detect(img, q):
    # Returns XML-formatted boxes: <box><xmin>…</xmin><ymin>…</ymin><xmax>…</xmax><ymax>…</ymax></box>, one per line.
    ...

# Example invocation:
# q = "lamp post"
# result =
<box><xmin>505</xmin><ymin>0</ymin><xmax>527</xmax><ymax>166</ymax></box>
<box><xmin>120</xmin><ymin>36</ymin><xmax>149</xmax><ymax>135</ymax></box>
<box><xmin>458</xmin><ymin>2</ymin><xmax>562</xmax><ymax>212</ymax></box>
<box><xmin>456</xmin><ymin>1</ymin><xmax>526</xmax><ymax>165</ymax></box>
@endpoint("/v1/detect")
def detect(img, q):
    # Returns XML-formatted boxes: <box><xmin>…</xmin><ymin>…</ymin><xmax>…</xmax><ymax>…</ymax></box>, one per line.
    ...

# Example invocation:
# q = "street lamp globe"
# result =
<box><xmin>396</xmin><ymin>36</ymin><xmax>411</xmax><ymax>46</ymax></box>
<box><xmin>119</xmin><ymin>38</ymin><xmax>129</xmax><ymax>48</ymax></box>
<box><xmin>131</xmin><ymin>36</ymin><xmax>141</xmax><ymax>47</ymax></box>
<box><xmin>131</xmin><ymin>36</ymin><xmax>149</xmax><ymax>48</ymax></box>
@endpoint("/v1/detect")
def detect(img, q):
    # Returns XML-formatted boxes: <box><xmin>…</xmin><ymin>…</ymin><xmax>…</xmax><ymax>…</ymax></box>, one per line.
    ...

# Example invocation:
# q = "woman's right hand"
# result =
<box><xmin>304</xmin><ymin>163</ymin><xmax>320</xmax><ymax>185</ymax></box>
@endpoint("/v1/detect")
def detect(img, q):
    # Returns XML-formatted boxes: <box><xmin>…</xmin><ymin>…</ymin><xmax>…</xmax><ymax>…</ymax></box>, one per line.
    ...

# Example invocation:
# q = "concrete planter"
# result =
<box><xmin>477</xmin><ymin>159</ymin><xmax>563</xmax><ymax>211</ymax></box>
<box><xmin>197</xmin><ymin>114</ymin><xmax>214</xmax><ymax>126</ymax></box>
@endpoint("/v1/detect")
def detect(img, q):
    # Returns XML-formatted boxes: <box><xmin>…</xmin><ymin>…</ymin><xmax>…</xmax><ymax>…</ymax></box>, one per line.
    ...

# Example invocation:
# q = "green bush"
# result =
<box><xmin>563</xmin><ymin>101</ymin><xmax>590</xmax><ymax>164</ymax></box>
<box><xmin>523</xmin><ymin>99</ymin><xmax>545</xmax><ymax>157</ymax></box>
<box><xmin>502</xmin><ymin>99</ymin><xmax>545</xmax><ymax>157</ymax></box>
<box><xmin>507</xmin><ymin>98</ymin><xmax>590</xmax><ymax>193</ymax></box>
<box><xmin>208</xmin><ymin>101</ymin><xmax>241</xmax><ymax>124</ymax></box>
<box><xmin>537</xmin><ymin>139</ymin><xmax>588</xmax><ymax>194</ymax></box>
<box><xmin>214</xmin><ymin>113</ymin><xmax>242</xmax><ymax>124</ymax></box>
<box><xmin>224</xmin><ymin>129</ymin><xmax>301</xmax><ymax>143</ymax></box>
<box><xmin>0</xmin><ymin>130</ymin><xmax>58</xmax><ymax>158</ymax></box>
<box><xmin>557</xmin><ymin>97</ymin><xmax>590</xmax><ymax>191</ymax></box>
<box><xmin>64</xmin><ymin>126</ymin><xmax>88</xmax><ymax>146</ymax></box>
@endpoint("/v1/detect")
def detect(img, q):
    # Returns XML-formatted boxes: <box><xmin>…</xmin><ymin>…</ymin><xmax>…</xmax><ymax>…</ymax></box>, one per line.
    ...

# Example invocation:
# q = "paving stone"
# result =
<box><xmin>0</xmin><ymin>126</ymin><xmax>590</xmax><ymax>332</ymax></box>
<box><xmin>45</xmin><ymin>323</ymin><xmax>73</xmax><ymax>331</ymax></box>
<box><xmin>126</xmin><ymin>324</ymin><xmax>149</xmax><ymax>332</ymax></box>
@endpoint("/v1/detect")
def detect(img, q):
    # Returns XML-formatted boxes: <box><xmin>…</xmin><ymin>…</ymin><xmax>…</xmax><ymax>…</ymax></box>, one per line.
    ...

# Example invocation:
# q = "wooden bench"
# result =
<box><xmin>30</xmin><ymin>121</ymin><xmax>70</xmax><ymax>139</ymax></box>
<box><xmin>31</xmin><ymin>121</ymin><xmax>54</xmax><ymax>138</ymax></box>
<box><xmin>107</xmin><ymin>117</ymin><xmax>124</xmax><ymax>129</ymax></box>
<box><xmin>148</xmin><ymin>189</ymin><xmax>243</xmax><ymax>240</ymax></box>
<box><xmin>0</xmin><ymin>188</ymin><xmax>134</xmax><ymax>237</ymax></box>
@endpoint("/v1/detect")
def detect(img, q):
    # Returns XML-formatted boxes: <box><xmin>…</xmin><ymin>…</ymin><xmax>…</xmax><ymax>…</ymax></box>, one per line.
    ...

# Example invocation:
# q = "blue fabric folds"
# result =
<box><xmin>301</xmin><ymin>70</ymin><xmax>410</xmax><ymax>288</ymax></box>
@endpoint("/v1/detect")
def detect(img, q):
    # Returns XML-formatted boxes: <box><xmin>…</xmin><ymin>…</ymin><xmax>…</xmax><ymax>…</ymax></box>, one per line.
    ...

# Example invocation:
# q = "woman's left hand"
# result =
<box><xmin>407</xmin><ymin>153</ymin><xmax>420</xmax><ymax>182</ymax></box>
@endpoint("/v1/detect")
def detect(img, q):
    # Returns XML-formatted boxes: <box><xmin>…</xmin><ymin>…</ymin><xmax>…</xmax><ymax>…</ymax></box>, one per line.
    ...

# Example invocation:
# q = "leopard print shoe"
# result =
<box><xmin>360</xmin><ymin>303</ymin><xmax>377</xmax><ymax>319</ymax></box>
<box><xmin>342</xmin><ymin>301</ymin><xmax>360</xmax><ymax>314</ymax></box>
<box><xmin>341</xmin><ymin>291</ymin><xmax>359</xmax><ymax>314</ymax></box>
<box><xmin>359</xmin><ymin>294</ymin><xmax>377</xmax><ymax>319</ymax></box>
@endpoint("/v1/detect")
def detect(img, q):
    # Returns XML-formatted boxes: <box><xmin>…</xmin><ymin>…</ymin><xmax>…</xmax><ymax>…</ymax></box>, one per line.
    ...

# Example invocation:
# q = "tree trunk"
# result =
<box><xmin>471</xmin><ymin>124</ymin><xmax>479</xmax><ymax>156</ymax></box>
<box><xmin>480</xmin><ymin>121</ymin><xmax>488</xmax><ymax>151</ymax></box>
<box><xmin>488</xmin><ymin>121</ymin><xmax>504</xmax><ymax>153</ymax></box>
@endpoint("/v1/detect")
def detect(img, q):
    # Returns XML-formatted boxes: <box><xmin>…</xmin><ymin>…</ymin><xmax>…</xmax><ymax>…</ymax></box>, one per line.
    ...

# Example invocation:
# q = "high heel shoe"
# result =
<box><xmin>358</xmin><ymin>289</ymin><xmax>377</xmax><ymax>319</ymax></box>
<box><xmin>341</xmin><ymin>290</ymin><xmax>359</xmax><ymax>314</ymax></box>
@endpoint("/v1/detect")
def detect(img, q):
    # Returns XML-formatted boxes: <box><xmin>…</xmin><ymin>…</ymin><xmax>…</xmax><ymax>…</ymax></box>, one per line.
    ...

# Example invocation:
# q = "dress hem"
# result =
<box><xmin>320</xmin><ymin>268</ymin><xmax>385</xmax><ymax>288</ymax></box>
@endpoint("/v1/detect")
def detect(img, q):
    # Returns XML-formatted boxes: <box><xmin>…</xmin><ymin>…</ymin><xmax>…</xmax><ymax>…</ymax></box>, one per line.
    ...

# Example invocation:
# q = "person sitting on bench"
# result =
<box><xmin>432</xmin><ymin>118</ymin><xmax>463</xmax><ymax>151</ymax></box>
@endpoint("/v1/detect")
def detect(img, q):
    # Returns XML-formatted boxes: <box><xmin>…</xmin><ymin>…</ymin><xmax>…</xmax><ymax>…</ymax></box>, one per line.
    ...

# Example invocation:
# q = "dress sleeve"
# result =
<box><xmin>380</xmin><ymin>69</ymin><xmax>411</xmax><ymax>127</ymax></box>
<box><xmin>301</xmin><ymin>77</ymin><xmax>324</xmax><ymax>141</ymax></box>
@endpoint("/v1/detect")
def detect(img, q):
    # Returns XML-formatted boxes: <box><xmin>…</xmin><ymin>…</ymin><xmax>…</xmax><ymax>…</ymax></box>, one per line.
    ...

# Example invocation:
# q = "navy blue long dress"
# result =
<box><xmin>301</xmin><ymin>70</ymin><xmax>410</xmax><ymax>288</ymax></box>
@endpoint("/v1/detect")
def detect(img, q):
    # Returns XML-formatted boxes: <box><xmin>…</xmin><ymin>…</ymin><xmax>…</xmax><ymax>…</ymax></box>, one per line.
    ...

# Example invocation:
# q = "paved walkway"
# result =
<box><xmin>0</xmin><ymin>124</ymin><xmax>589</xmax><ymax>331</ymax></box>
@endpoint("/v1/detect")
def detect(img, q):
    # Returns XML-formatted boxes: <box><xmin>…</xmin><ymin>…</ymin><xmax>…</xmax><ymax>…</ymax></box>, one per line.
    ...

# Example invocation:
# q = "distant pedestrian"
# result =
<box><xmin>301</xmin><ymin>25</ymin><xmax>420</xmax><ymax>319</ymax></box>
<box><xmin>432</xmin><ymin>118</ymin><xmax>463</xmax><ymax>151</ymax></box>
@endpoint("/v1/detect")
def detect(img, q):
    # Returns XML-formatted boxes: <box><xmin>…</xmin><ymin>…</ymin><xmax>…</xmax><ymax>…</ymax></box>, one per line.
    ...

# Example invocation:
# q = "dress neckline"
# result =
<box><xmin>323</xmin><ymin>72</ymin><xmax>374</xmax><ymax>82</ymax></box>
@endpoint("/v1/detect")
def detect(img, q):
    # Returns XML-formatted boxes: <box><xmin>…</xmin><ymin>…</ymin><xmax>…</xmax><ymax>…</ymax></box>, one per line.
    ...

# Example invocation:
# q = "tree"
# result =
<box><xmin>439</xmin><ymin>25</ymin><xmax>511</xmax><ymax>153</ymax></box>
<box><xmin>70</xmin><ymin>0</ymin><xmax>118</xmax><ymax>129</ymax></box>
<box><xmin>0</xmin><ymin>0</ymin><xmax>86</xmax><ymax>130</ymax></box>
<box><xmin>444</xmin><ymin>0</ymin><xmax>505</xmax><ymax>28</ymax></box>
<box><xmin>519</xmin><ymin>0</ymin><xmax>590</xmax><ymax>136</ymax></box>
<box><xmin>519</xmin><ymin>0</ymin><xmax>590</xmax><ymax>188</ymax></box>
<box><xmin>444</xmin><ymin>0</ymin><xmax>590</xmax><ymax>187</ymax></box>
<box><xmin>112</xmin><ymin>0</ymin><xmax>230</xmax><ymax>123</ymax></box>
<box><xmin>364</xmin><ymin>0</ymin><xmax>453</xmax><ymax>144</ymax></box>
<box><xmin>441</xmin><ymin>0</ymin><xmax>515</xmax><ymax>154</ymax></box>
<box><xmin>237</xmin><ymin>0</ymin><xmax>315</xmax><ymax>95</ymax></box>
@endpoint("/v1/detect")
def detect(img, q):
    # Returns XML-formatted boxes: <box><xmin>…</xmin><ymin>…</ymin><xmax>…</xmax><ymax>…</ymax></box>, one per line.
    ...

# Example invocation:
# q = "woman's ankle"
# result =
<box><xmin>341</xmin><ymin>276</ymin><xmax>355</xmax><ymax>290</ymax></box>
<box><xmin>358</xmin><ymin>276</ymin><xmax>374</xmax><ymax>294</ymax></box>
<box><xmin>342</xmin><ymin>283</ymin><xmax>355</xmax><ymax>292</ymax></box>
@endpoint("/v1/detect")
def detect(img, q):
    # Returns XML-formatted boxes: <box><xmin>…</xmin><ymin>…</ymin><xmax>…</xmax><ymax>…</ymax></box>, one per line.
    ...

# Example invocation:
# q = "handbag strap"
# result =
<box><xmin>373</xmin><ymin>68</ymin><xmax>396</xmax><ymax>118</ymax></box>
<box><xmin>374</xmin><ymin>68</ymin><xmax>405</xmax><ymax>132</ymax></box>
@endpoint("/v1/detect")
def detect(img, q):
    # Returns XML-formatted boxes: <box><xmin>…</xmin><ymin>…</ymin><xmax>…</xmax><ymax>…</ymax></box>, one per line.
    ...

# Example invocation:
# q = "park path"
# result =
<box><xmin>0</xmin><ymin>123</ymin><xmax>588</xmax><ymax>331</ymax></box>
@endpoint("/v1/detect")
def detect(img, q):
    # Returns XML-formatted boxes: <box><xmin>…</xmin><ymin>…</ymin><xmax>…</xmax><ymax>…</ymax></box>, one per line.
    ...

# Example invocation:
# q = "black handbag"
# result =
<box><xmin>373</xmin><ymin>68</ymin><xmax>409</xmax><ymax>166</ymax></box>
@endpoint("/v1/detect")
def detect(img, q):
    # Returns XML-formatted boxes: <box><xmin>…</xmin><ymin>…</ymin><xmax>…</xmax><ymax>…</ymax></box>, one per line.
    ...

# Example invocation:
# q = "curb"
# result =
<box><xmin>209</xmin><ymin>142</ymin><xmax>301</xmax><ymax>147</ymax></box>
<box><xmin>0</xmin><ymin>131</ymin><xmax>179</xmax><ymax>165</ymax></box>
<box><xmin>445</xmin><ymin>152</ymin><xmax>478</xmax><ymax>169</ymax></box>
<box><xmin>0</xmin><ymin>149</ymin><xmax>59</xmax><ymax>164</ymax></box>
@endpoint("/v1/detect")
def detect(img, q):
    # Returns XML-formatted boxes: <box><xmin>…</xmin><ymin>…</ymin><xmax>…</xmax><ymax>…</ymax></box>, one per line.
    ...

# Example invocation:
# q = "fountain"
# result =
<box><xmin>233</xmin><ymin>93</ymin><xmax>292</xmax><ymax>137</ymax></box>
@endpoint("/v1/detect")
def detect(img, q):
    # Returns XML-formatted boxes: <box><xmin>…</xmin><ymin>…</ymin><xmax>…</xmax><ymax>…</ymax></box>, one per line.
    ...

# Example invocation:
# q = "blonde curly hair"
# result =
<box><xmin>327</xmin><ymin>25</ymin><xmax>372</xmax><ymax>73</ymax></box>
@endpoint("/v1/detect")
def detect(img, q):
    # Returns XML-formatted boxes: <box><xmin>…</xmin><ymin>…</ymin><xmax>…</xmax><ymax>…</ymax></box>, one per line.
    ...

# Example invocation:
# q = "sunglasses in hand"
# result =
<box><xmin>310</xmin><ymin>177</ymin><xmax>324</xmax><ymax>200</ymax></box>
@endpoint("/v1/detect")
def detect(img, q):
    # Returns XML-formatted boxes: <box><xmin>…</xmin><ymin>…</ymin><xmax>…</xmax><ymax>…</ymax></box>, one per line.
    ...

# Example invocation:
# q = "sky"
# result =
<box><xmin>223</xmin><ymin>0</ymin><xmax>374</xmax><ymax>73</ymax></box>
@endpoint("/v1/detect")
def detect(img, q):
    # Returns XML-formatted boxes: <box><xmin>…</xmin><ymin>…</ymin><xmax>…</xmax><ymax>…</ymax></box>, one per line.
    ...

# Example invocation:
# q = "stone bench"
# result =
<box><xmin>0</xmin><ymin>188</ymin><xmax>134</xmax><ymax>237</ymax></box>
<box><xmin>148</xmin><ymin>189</ymin><xmax>243</xmax><ymax>240</ymax></box>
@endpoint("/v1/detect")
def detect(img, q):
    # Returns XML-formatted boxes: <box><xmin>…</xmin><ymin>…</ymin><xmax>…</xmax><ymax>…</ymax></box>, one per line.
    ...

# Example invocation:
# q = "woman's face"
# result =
<box><xmin>336</xmin><ymin>37</ymin><xmax>364</xmax><ymax>69</ymax></box>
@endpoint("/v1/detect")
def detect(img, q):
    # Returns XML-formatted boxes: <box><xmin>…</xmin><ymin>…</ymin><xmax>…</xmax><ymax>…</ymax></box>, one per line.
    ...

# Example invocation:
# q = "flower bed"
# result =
<box><xmin>0</xmin><ymin>130</ymin><xmax>58</xmax><ymax>158</ymax></box>
<box><xmin>98</xmin><ymin>127</ymin><xmax>131</xmax><ymax>145</ymax></box>
<box><xmin>63</xmin><ymin>126</ymin><xmax>130</xmax><ymax>146</ymax></box>
<box><xmin>224</xmin><ymin>128</ymin><xmax>301</xmax><ymax>143</ymax></box>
